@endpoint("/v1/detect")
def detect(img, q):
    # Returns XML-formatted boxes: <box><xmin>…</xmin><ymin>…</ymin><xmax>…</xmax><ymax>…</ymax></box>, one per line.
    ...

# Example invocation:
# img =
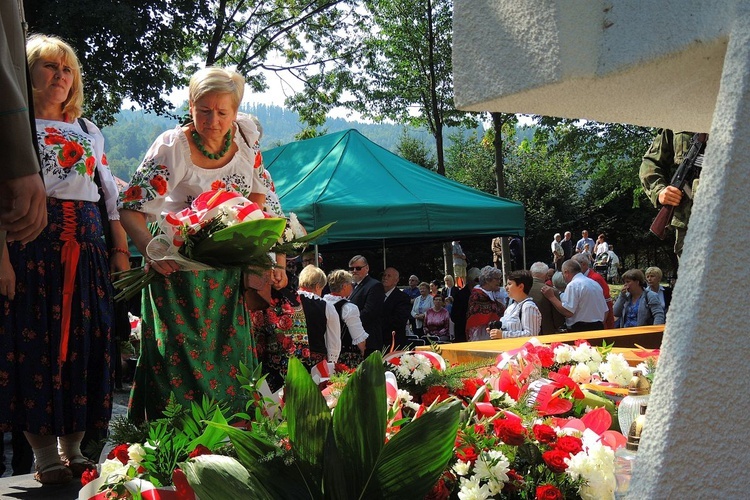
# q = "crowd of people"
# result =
<box><xmin>0</xmin><ymin>10</ymin><xmax>683</xmax><ymax>486</ymax></box>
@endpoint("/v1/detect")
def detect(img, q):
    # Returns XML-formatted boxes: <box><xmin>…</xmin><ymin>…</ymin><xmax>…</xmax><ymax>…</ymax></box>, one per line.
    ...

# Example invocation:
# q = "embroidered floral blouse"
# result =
<box><xmin>36</xmin><ymin>117</ymin><xmax>120</xmax><ymax>219</ymax></box>
<box><xmin>117</xmin><ymin>114</ymin><xmax>266</xmax><ymax>220</ymax></box>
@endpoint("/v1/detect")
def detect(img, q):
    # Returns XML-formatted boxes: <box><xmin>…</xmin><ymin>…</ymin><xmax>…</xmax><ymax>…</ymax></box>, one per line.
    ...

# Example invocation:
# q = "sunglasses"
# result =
<box><xmin>349</xmin><ymin>266</ymin><xmax>366</xmax><ymax>271</ymax></box>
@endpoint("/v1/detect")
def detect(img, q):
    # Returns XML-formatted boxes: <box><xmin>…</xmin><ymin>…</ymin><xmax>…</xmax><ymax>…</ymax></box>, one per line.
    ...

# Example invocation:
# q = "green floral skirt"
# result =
<box><xmin>128</xmin><ymin>268</ymin><xmax>256</xmax><ymax>420</ymax></box>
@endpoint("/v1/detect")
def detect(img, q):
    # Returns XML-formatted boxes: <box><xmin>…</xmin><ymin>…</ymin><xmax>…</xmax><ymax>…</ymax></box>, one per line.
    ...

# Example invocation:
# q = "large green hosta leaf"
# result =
<box><xmin>284</xmin><ymin>357</ymin><xmax>332</xmax><ymax>495</ymax></box>
<box><xmin>192</xmin><ymin>353</ymin><xmax>461</xmax><ymax>500</ymax></box>
<box><xmin>368</xmin><ymin>401</ymin><xmax>461</xmax><ymax>499</ymax></box>
<box><xmin>189</xmin><ymin>217</ymin><xmax>286</xmax><ymax>266</ymax></box>
<box><xmin>326</xmin><ymin>352</ymin><xmax>387</xmax><ymax>498</ymax></box>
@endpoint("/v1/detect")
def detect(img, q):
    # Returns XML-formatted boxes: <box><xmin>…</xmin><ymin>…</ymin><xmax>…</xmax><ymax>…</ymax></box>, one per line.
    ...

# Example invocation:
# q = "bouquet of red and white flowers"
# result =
<box><xmin>114</xmin><ymin>189</ymin><xmax>331</xmax><ymax>301</ymax></box>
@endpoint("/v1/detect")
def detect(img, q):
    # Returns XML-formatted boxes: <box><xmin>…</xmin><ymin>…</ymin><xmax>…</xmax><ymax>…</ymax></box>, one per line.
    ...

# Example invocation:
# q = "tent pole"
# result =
<box><xmin>315</xmin><ymin>244</ymin><xmax>319</xmax><ymax>267</ymax></box>
<box><xmin>382</xmin><ymin>239</ymin><xmax>387</xmax><ymax>269</ymax></box>
<box><xmin>522</xmin><ymin>237</ymin><xmax>527</xmax><ymax>270</ymax></box>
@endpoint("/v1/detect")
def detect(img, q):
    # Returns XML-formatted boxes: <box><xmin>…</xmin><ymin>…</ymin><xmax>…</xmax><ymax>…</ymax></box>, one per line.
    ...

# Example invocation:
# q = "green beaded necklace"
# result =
<box><xmin>191</xmin><ymin>129</ymin><xmax>232</xmax><ymax>160</ymax></box>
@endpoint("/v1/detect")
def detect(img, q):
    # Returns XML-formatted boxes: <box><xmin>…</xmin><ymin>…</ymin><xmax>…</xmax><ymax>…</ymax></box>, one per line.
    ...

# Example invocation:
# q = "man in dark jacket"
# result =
<box><xmin>348</xmin><ymin>255</ymin><xmax>385</xmax><ymax>355</ymax></box>
<box><xmin>381</xmin><ymin>267</ymin><xmax>412</xmax><ymax>349</ymax></box>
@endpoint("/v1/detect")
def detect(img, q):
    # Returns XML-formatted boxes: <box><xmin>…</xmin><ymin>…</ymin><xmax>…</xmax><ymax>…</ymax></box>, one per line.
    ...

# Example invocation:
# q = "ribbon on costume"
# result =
<box><xmin>59</xmin><ymin>202</ymin><xmax>80</xmax><ymax>364</ymax></box>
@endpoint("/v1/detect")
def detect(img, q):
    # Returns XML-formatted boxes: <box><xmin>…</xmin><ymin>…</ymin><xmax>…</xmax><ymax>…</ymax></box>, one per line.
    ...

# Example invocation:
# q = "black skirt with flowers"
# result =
<box><xmin>0</xmin><ymin>198</ymin><xmax>114</xmax><ymax>435</ymax></box>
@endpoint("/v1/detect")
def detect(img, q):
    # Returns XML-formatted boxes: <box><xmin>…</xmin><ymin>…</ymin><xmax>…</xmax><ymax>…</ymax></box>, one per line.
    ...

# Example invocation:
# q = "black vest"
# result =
<box><xmin>299</xmin><ymin>294</ymin><xmax>328</xmax><ymax>355</ymax></box>
<box><xmin>332</xmin><ymin>298</ymin><xmax>358</xmax><ymax>353</ymax></box>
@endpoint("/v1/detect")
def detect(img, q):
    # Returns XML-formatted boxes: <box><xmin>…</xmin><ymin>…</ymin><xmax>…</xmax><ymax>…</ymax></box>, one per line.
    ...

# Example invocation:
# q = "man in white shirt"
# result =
<box><xmin>541</xmin><ymin>259</ymin><xmax>607</xmax><ymax>332</ymax></box>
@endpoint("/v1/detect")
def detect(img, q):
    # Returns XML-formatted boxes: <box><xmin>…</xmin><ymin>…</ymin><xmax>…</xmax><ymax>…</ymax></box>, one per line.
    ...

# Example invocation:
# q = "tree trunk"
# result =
<box><xmin>492</xmin><ymin>112</ymin><xmax>511</xmax><ymax>282</ymax></box>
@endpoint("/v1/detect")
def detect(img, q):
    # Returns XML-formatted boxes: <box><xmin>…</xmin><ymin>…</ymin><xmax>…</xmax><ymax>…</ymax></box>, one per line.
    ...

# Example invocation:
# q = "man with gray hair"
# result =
<box><xmin>541</xmin><ymin>259</ymin><xmax>607</xmax><ymax>332</ymax></box>
<box><xmin>572</xmin><ymin>253</ymin><xmax>614</xmax><ymax>329</ymax></box>
<box><xmin>529</xmin><ymin>262</ymin><xmax>565</xmax><ymax>334</ymax></box>
<box><xmin>347</xmin><ymin>255</ymin><xmax>385</xmax><ymax>354</ymax></box>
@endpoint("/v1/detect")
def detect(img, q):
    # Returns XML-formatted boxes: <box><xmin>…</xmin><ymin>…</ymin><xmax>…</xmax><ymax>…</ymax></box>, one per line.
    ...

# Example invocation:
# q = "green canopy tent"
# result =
<box><xmin>264</xmin><ymin>129</ymin><xmax>525</xmax><ymax>254</ymax></box>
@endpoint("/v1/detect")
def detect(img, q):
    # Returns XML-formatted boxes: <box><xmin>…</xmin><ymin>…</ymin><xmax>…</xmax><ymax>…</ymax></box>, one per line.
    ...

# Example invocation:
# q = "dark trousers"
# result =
<box><xmin>569</xmin><ymin>321</ymin><xmax>604</xmax><ymax>333</ymax></box>
<box><xmin>0</xmin><ymin>432</ymin><xmax>34</xmax><ymax>476</ymax></box>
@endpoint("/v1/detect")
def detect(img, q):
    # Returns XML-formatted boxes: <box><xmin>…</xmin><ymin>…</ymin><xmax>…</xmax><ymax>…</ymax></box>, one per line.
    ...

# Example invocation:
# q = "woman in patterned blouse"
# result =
<box><xmin>0</xmin><ymin>35</ymin><xmax>128</xmax><ymax>485</ymax></box>
<box><xmin>119</xmin><ymin>67</ymin><xmax>284</xmax><ymax>422</ymax></box>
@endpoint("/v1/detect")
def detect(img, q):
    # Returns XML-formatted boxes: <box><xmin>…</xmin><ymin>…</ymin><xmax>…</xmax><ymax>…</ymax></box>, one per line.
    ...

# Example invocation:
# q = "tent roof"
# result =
<box><xmin>264</xmin><ymin>129</ymin><xmax>525</xmax><ymax>246</ymax></box>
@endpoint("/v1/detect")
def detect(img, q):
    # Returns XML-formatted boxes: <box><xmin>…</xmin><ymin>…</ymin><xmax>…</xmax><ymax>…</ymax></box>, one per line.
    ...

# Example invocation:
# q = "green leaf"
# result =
<box><xmin>205</xmin><ymin>422</ymin><xmax>276</xmax><ymax>462</ymax></box>
<box><xmin>369</xmin><ymin>401</ymin><xmax>461</xmax><ymax>500</ymax></box>
<box><xmin>284</xmin><ymin>357</ymin><xmax>331</xmax><ymax>482</ymax></box>
<box><xmin>181</xmin><ymin>455</ymin><xmax>257</xmax><ymax>499</ymax></box>
<box><xmin>292</xmin><ymin>222</ymin><xmax>336</xmax><ymax>243</ymax></box>
<box><xmin>188</xmin><ymin>405</ymin><xmax>229</xmax><ymax>451</ymax></box>
<box><xmin>189</xmin><ymin>218</ymin><xmax>286</xmax><ymax>266</ymax></box>
<box><xmin>328</xmin><ymin>352</ymin><xmax>387</xmax><ymax>498</ymax></box>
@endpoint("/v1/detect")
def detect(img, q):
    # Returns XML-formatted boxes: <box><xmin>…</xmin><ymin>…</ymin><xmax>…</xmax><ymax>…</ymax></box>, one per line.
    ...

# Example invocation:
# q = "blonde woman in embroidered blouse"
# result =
<box><xmin>0</xmin><ymin>34</ymin><xmax>128</xmax><ymax>485</ymax></box>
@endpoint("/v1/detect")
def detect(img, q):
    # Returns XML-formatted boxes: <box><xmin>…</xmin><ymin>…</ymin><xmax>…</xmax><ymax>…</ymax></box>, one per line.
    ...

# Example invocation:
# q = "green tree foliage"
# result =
<box><xmin>26</xmin><ymin>0</ymin><xmax>365</xmax><ymax>126</ymax></box>
<box><xmin>395</xmin><ymin>129</ymin><xmax>436</xmax><ymax>171</ymax></box>
<box><xmin>347</xmin><ymin>0</ymin><xmax>476</xmax><ymax>175</ymax></box>
<box><xmin>25</xmin><ymin>0</ymin><xmax>198</xmax><ymax>125</ymax></box>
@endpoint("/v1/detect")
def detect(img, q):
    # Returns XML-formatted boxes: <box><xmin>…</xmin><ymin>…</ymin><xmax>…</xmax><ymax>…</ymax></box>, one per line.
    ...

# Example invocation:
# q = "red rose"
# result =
<box><xmin>301</xmin><ymin>347</ymin><xmax>310</xmax><ymax>357</ymax></box>
<box><xmin>58</xmin><ymin>140</ymin><xmax>84</xmax><ymax>168</ymax></box>
<box><xmin>277</xmin><ymin>314</ymin><xmax>293</xmax><ymax>331</ymax></box>
<box><xmin>122</xmin><ymin>185</ymin><xmax>142</xmax><ymax>202</ymax></box>
<box><xmin>456</xmin><ymin>446</ymin><xmax>478</xmax><ymax>464</ymax></box>
<box><xmin>281</xmin><ymin>336</ymin><xmax>294</xmax><ymax>350</ymax></box>
<box><xmin>150</xmin><ymin>174</ymin><xmax>168</xmax><ymax>195</ymax></box>
<box><xmin>421</xmin><ymin>386</ymin><xmax>450</xmax><ymax>406</ymax></box>
<box><xmin>425</xmin><ymin>477</ymin><xmax>452</xmax><ymax>500</ymax></box>
<box><xmin>542</xmin><ymin>449</ymin><xmax>569</xmax><ymax>473</ymax></box>
<box><xmin>536</xmin><ymin>484</ymin><xmax>564</xmax><ymax>500</ymax></box>
<box><xmin>493</xmin><ymin>417</ymin><xmax>526</xmax><ymax>446</ymax></box>
<box><xmin>80</xmin><ymin>468</ymin><xmax>99</xmax><ymax>486</ymax></box>
<box><xmin>532</xmin><ymin>424</ymin><xmax>557</xmax><ymax>444</ymax></box>
<box><xmin>554</xmin><ymin>435</ymin><xmax>583</xmax><ymax>455</ymax></box>
<box><xmin>188</xmin><ymin>444</ymin><xmax>212</xmax><ymax>458</ymax></box>
<box><xmin>107</xmin><ymin>443</ymin><xmax>130</xmax><ymax>465</ymax></box>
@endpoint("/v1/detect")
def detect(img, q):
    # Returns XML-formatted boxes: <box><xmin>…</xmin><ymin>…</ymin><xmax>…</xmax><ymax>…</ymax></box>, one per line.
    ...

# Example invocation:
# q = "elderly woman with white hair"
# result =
<box><xmin>120</xmin><ymin>67</ymin><xmax>285</xmax><ymax>419</ymax></box>
<box><xmin>465</xmin><ymin>266</ymin><xmax>507</xmax><ymax>341</ymax></box>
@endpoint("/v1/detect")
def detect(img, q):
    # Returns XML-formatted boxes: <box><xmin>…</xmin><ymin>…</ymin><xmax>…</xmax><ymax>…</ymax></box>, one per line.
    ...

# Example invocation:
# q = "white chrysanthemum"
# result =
<box><xmin>396</xmin><ymin>389</ymin><xmax>413</xmax><ymax>403</ymax></box>
<box><xmin>565</xmin><ymin>441</ymin><xmax>616</xmax><ymax>500</ymax></box>
<box><xmin>473</xmin><ymin>450</ymin><xmax>509</xmax><ymax>484</ymax></box>
<box><xmin>411</xmin><ymin>366</ymin><xmax>428</xmax><ymax>383</ymax></box>
<box><xmin>453</xmin><ymin>459</ymin><xmax>471</xmax><ymax>476</ymax></box>
<box><xmin>570</xmin><ymin>362</ymin><xmax>592</xmax><ymax>384</ymax></box>
<box><xmin>127</xmin><ymin>443</ymin><xmax>146</xmax><ymax>463</ymax></box>
<box><xmin>396</xmin><ymin>364</ymin><xmax>411</xmax><ymax>379</ymax></box>
<box><xmin>457</xmin><ymin>476</ymin><xmax>492</xmax><ymax>500</ymax></box>
<box><xmin>400</xmin><ymin>353</ymin><xmax>419</xmax><ymax>370</ymax></box>
<box><xmin>571</xmin><ymin>344</ymin><xmax>595</xmax><ymax>363</ymax></box>
<box><xmin>599</xmin><ymin>353</ymin><xmax>632</xmax><ymax>386</ymax></box>
<box><xmin>554</xmin><ymin>344</ymin><xmax>573</xmax><ymax>364</ymax></box>
<box><xmin>283</xmin><ymin>227</ymin><xmax>294</xmax><ymax>243</ymax></box>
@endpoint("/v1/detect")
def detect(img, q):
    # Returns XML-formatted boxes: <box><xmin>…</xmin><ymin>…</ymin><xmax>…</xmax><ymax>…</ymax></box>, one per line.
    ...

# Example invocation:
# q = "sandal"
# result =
<box><xmin>65</xmin><ymin>456</ymin><xmax>97</xmax><ymax>477</ymax></box>
<box><xmin>33</xmin><ymin>463</ymin><xmax>73</xmax><ymax>485</ymax></box>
